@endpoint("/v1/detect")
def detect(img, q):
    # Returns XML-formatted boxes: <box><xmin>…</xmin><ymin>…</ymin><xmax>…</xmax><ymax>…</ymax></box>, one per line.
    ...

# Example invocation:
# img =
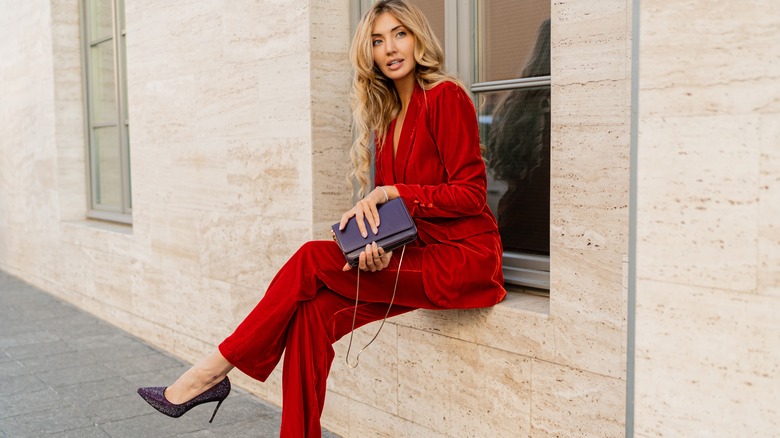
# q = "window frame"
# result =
<box><xmin>79</xmin><ymin>0</ymin><xmax>132</xmax><ymax>224</ymax></box>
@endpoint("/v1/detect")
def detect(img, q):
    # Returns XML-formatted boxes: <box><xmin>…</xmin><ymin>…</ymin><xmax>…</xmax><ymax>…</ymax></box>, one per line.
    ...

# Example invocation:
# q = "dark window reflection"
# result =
<box><xmin>481</xmin><ymin>19</ymin><xmax>551</xmax><ymax>256</ymax></box>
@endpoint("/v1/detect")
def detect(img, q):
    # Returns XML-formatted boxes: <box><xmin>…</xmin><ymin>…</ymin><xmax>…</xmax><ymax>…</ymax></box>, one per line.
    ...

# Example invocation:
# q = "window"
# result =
<box><xmin>80</xmin><ymin>0</ymin><xmax>132</xmax><ymax>223</ymax></box>
<box><xmin>354</xmin><ymin>0</ymin><xmax>551</xmax><ymax>290</ymax></box>
<box><xmin>472</xmin><ymin>1</ymin><xmax>551</xmax><ymax>290</ymax></box>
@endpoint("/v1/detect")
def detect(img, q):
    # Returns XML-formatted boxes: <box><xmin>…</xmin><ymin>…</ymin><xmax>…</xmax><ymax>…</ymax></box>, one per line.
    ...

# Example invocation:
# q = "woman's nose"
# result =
<box><xmin>385</xmin><ymin>39</ymin><xmax>396</xmax><ymax>54</ymax></box>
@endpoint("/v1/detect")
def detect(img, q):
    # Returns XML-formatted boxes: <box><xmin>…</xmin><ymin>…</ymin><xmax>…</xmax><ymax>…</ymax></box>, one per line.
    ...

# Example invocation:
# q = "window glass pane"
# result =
<box><xmin>93</xmin><ymin>126</ymin><xmax>122</xmax><ymax>209</ymax></box>
<box><xmin>475</xmin><ymin>0</ymin><xmax>550</xmax><ymax>82</ymax></box>
<box><xmin>408</xmin><ymin>0</ymin><xmax>445</xmax><ymax>54</ymax></box>
<box><xmin>480</xmin><ymin>86</ymin><xmax>551</xmax><ymax>256</ymax></box>
<box><xmin>89</xmin><ymin>0</ymin><xmax>113</xmax><ymax>41</ymax></box>
<box><xmin>91</xmin><ymin>40</ymin><xmax>116</xmax><ymax>124</ymax></box>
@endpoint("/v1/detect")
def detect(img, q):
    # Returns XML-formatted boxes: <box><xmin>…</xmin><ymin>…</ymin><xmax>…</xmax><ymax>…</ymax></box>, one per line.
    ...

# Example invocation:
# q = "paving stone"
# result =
<box><xmin>0</xmin><ymin>359</ymin><xmax>28</xmax><ymax>379</ymax></box>
<box><xmin>42</xmin><ymin>425</ymin><xmax>111</xmax><ymax>438</ymax></box>
<box><xmin>208</xmin><ymin>415</ymin><xmax>282</xmax><ymax>437</ymax></box>
<box><xmin>82</xmin><ymin>393</ymin><xmax>156</xmax><ymax>424</ymax></box>
<box><xmin>35</xmin><ymin>362</ymin><xmax>118</xmax><ymax>388</ymax></box>
<box><xmin>18</xmin><ymin>349</ymin><xmax>99</xmax><ymax>374</ymax></box>
<box><xmin>3</xmin><ymin>339</ymin><xmax>75</xmax><ymax>360</ymax></box>
<box><xmin>173</xmin><ymin>430</ymin><xmax>216</xmax><ymax>437</ymax></box>
<box><xmin>101</xmin><ymin>352</ymin><xmax>183</xmax><ymax>376</ymax></box>
<box><xmin>55</xmin><ymin>376</ymin><xmax>139</xmax><ymax>405</ymax></box>
<box><xmin>0</xmin><ymin>387</ymin><xmax>65</xmax><ymax>418</ymax></box>
<box><xmin>0</xmin><ymin>405</ymin><xmax>93</xmax><ymax>437</ymax></box>
<box><xmin>99</xmin><ymin>412</ymin><xmax>203</xmax><ymax>438</ymax></box>
<box><xmin>0</xmin><ymin>329</ymin><xmax>61</xmax><ymax>349</ymax></box>
<box><xmin>0</xmin><ymin>374</ymin><xmax>47</xmax><ymax>397</ymax></box>
<box><xmin>78</xmin><ymin>339</ymin><xmax>158</xmax><ymax>362</ymax></box>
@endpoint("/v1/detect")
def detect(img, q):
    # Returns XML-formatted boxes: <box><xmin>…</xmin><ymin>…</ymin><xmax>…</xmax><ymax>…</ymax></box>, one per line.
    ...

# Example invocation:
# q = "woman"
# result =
<box><xmin>137</xmin><ymin>1</ymin><xmax>506</xmax><ymax>436</ymax></box>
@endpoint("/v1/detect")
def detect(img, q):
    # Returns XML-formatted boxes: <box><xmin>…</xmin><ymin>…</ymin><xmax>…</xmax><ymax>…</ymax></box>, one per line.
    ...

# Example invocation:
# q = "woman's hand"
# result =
<box><xmin>338</xmin><ymin>187</ymin><xmax>391</xmax><ymax>238</ymax></box>
<box><xmin>344</xmin><ymin>242</ymin><xmax>393</xmax><ymax>272</ymax></box>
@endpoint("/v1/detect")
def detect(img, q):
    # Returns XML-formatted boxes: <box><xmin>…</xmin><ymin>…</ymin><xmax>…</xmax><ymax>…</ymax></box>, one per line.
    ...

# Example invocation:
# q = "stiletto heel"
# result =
<box><xmin>137</xmin><ymin>376</ymin><xmax>231</xmax><ymax>422</ymax></box>
<box><xmin>208</xmin><ymin>398</ymin><xmax>224</xmax><ymax>423</ymax></box>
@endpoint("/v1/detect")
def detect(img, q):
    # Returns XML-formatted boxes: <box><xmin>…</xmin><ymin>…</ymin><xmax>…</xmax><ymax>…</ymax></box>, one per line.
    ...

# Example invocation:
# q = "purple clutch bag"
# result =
<box><xmin>331</xmin><ymin>198</ymin><xmax>418</xmax><ymax>267</ymax></box>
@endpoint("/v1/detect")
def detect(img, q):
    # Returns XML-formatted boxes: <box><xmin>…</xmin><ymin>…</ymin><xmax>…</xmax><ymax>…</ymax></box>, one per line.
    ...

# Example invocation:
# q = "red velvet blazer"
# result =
<box><xmin>376</xmin><ymin>81</ymin><xmax>507</xmax><ymax>309</ymax></box>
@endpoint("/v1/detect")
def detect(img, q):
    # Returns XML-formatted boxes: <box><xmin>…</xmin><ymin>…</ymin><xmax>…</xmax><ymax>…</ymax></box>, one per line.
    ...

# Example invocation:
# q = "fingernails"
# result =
<box><xmin>361</xmin><ymin>232</ymin><xmax>367</xmax><ymax>238</ymax></box>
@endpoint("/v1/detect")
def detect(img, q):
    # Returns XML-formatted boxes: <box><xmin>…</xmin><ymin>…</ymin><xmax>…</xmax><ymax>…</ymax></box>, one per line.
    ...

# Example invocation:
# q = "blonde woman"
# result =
<box><xmin>137</xmin><ymin>1</ymin><xmax>505</xmax><ymax>436</ymax></box>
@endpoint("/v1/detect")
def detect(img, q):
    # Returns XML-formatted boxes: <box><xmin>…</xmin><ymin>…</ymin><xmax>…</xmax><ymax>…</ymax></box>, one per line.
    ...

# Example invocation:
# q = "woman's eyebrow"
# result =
<box><xmin>372</xmin><ymin>25</ymin><xmax>404</xmax><ymax>37</ymax></box>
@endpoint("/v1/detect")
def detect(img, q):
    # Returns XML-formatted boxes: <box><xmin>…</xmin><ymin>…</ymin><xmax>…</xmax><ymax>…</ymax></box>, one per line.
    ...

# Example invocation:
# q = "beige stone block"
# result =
<box><xmin>393</xmin><ymin>308</ymin><xmax>460</xmax><ymax>338</ymax></box>
<box><xmin>130</xmin><ymin>263</ymin><xmax>200</xmax><ymax>332</ymax></box>
<box><xmin>552</xmin><ymin>81</ymin><xmax>630</xmax><ymax>127</ymax></box>
<box><xmin>636</xmin><ymin>115</ymin><xmax>760</xmax><ymax>292</ymax></box>
<box><xmin>552</xmin><ymin>0</ymin><xmax>628</xmax><ymax>84</ymax></box>
<box><xmin>634</xmin><ymin>280</ymin><xmax>780</xmax><ymax>436</ymax></box>
<box><xmin>346</xmin><ymin>398</ymin><xmax>449</xmax><ymax>438</ymax></box>
<box><xmin>550</xmin><ymin>248</ymin><xmax>627</xmax><ymax>378</ymax></box>
<box><xmin>640</xmin><ymin>2</ymin><xmax>780</xmax><ymax>118</ymax></box>
<box><xmin>310</xmin><ymin>0</ymin><xmax>351</xmax><ymax>54</ymax></box>
<box><xmin>128</xmin><ymin>74</ymin><xmax>200</xmax><ymax>147</ymax></box>
<box><xmin>172</xmin><ymin>277</ymin><xmax>234</xmax><ymax>346</ymax></box>
<box><xmin>397</xmin><ymin>326</ymin><xmax>453</xmax><ymax>432</ymax></box>
<box><xmin>198</xmin><ymin>211</ymin><xmax>311</xmax><ymax>293</ymax></box>
<box><xmin>267</xmin><ymin>364</ymin><xmax>284</xmax><ymax>407</ymax></box>
<box><xmin>329</xmin><ymin>321</ymin><xmax>399</xmax><ymax>414</ymax></box>
<box><xmin>251</xmin><ymin>53</ymin><xmax>313</xmax><ymax>139</ymax></box>
<box><xmin>531</xmin><ymin>360</ymin><xmax>625</xmax><ymax>437</ymax></box>
<box><xmin>551</xmin><ymin>0</ymin><xmax>631</xmax><ymax>131</ymax></box>
<box><xmin>311</xmin><ymin>50</ymin><xmax>353</xmax><ymax>234</ymax></box>
<box><xmin>144</xmin><ymin>207</ymin><xmax>203</xmax><ymax>273</ymax></box>
<box><xmin>395</xmin><ymin>329</ymin><xmax>534</xmax><ymax>436</ymax></box>
<box><xmin>448</xmin><ymin>341</ymin><xmax>532</xmax><ymax>437</ymax></box>
<box><xmin>458</xmin><ymin>294</ymin><xmax>554</xmax><ymax>360</ymax></box>
<box><xmin>224</xmin><ymin>137</ymin><xmax>313</xmax><ymax>222</ymax></box>
<box><xmin>221</xmin><ymin>1</ymin><xmax>310</xmax><ymax>63</ymax></box>
<box><xmin>321</xmin><ymin>389</ymin><xmax>350</xmax><ymax>438</ymax></box>
<box><xmin>128</xmin><ymin>1</ymin><xmax>226</xmax><ymax>75</ymax></box>
<box><xmin>759</xmin><ymin>115</ymin><xmax>780</xmax><ymax>297</ymax></box>
<box><xmin>551</xmin><ymin>124</ymin><xmax>630</xmax><ymax>253</ymax></box>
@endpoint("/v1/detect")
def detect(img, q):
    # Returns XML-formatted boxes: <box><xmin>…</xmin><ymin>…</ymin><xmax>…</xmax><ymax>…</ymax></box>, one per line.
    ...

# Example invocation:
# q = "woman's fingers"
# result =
<box><xmin>339</xmin><ymin>208</ymin><xmax>356</xmax><ymax>231</ymax></box>
<box><xmin>358</xmin><ymin>200</ymin><xmax>379</xmax><ymax>236</ymax></box>
<box><xmin>350</xmin><ymin>243</ymin><xmax>394</xmax><ymax>272</ymax></box>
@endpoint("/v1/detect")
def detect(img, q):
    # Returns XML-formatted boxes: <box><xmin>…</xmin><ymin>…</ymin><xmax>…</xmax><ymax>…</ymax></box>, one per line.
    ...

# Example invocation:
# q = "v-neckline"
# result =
<box><xmin>385</xmin><ymin>84</ymin><xmax>421</xmax><ymax>184</ymax></box>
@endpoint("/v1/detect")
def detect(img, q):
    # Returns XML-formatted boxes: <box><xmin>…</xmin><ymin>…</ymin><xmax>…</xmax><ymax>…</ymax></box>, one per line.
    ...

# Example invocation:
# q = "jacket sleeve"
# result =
<box><xmin>395</xmin><ymin>82</ymin><xmax>488</xmax><ymax>218</ymax></box>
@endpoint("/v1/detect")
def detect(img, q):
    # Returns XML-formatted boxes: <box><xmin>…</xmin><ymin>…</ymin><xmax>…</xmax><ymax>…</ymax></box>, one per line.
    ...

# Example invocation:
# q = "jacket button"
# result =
<box><xmin>428</xmin><ymin>203</ymin><xmax>433</xmax><ymax>208</ymax></box>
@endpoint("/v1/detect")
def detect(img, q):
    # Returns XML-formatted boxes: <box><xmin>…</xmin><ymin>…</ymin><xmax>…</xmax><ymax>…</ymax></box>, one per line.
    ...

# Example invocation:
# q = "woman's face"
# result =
<box><xmin>371</xmin><ymin>12</ymin><xmax>416</xmax><ymax>84</ymax></box>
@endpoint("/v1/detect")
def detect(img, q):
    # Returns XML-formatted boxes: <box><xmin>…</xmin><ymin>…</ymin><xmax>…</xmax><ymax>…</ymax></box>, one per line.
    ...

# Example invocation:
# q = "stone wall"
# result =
<box><xmin>634</xmin><ymin>1</ymin><xmax>780</xmax><ymax>436</ymax></box>
<box><xmin>0</xmin><ymin>0</ymin><xmax>633</xmax><ymax>436</ymax></box>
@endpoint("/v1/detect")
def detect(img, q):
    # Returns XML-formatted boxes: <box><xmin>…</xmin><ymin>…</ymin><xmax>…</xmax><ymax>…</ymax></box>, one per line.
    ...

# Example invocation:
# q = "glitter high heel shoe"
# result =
<box><xmin>137</xmin><ymin>376</ymin><xmax>231</xmax><ymax>423</ymax></box>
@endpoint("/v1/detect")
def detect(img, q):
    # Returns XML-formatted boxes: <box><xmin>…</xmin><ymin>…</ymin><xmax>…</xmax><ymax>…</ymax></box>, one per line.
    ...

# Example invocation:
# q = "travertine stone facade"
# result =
<box><xmin>634</xmin><ymin>1</ymin><xmax>780</xmax><ymax>436</ymax></box>
<box><xmin>1</xmin><ymin>0</ymin><xmax>640</xmax><ymax>436</ymax></box>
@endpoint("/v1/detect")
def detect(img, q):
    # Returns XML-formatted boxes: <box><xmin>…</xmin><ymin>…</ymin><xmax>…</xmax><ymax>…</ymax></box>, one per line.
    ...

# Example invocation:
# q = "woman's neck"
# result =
<box><xmin>394</xmin><ymin>75</ymin><xmax>415</xmax><ymax>113</ymax></box>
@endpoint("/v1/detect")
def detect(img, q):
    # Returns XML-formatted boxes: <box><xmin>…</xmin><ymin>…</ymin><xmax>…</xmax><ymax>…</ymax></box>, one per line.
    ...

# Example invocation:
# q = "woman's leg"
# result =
<box><xmin>218</xmin><ymin>240</ymin><xmax>439</xmax><ymax>382</ymax></box>
<box><xmin>158</xmin><ymin>239</ymin><xmax>434</xmax><ymax>431</ymax></box>
<box><xmin>279</xmin><ymin>287</ymin><xmax>415</xmax><ymax>438</ymax></box>
<box><xmin>164</xmin><ymin>350</ymin><xmax>234</xmax><ymax>404</ymax></box>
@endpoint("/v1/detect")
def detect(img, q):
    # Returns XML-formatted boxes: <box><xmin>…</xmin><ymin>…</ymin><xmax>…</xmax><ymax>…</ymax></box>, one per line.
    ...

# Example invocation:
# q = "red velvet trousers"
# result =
<box><xmin>218</xmin><ymin>240</ymin><xmax>442</xmax><ymax>437</ymax></box>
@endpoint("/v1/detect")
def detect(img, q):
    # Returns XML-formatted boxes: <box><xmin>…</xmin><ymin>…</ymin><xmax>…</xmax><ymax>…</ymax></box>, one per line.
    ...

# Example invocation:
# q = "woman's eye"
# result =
<box><xmin>396</xmin><ymin>31</ymin><xmax>406</xmax><ymax>38</ymax></box>
<box><xmin>372</xmin><ymin>39</ymin><xmax>382</xmax><ymax>46</ymax></box>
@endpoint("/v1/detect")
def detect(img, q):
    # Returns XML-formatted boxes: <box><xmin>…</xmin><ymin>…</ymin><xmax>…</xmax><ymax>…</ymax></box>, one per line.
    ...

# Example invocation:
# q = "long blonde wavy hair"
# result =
<box><xmin>348</xmin><ymin>0</ymin><xmax>460</xmax><ymax>197</ymax></box>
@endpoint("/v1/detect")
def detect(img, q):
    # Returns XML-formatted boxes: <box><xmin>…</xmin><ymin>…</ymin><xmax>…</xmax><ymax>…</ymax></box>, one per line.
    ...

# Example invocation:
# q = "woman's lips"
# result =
<box><xmin>387</xmin><ymin>59</ymin><xmax>404</xmax><ymax>71</ymax></box>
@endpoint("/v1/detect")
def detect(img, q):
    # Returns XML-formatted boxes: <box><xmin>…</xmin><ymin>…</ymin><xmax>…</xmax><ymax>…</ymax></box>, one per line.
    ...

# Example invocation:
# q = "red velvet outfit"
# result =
<box><xmin>218</xmin><ymin>82</ymin><xmax>506</xmax><ymax>437</ymax></box>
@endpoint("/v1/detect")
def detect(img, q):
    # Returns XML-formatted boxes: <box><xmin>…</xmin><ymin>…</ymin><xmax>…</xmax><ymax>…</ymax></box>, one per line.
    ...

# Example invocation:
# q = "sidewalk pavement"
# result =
<box><xmin>0</xmin><ymin>271</ymin><xmax>340</xmax><ymax>438</ymax></box>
